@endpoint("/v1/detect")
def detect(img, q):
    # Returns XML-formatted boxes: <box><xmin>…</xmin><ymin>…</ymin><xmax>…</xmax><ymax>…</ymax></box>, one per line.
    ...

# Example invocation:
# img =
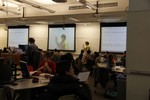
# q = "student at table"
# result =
<box><xmin>37</xmin><ymin>52</ymin><xmax>56</xmax><ymax>75</ymax></box>
<box><xmin>2</xmin><ymin>47</ymin><xmax>10</xmax><ymax>53</ymax></box>
<box><xmin>47</xmin><ymin>61</ymin><xmax>92</xmax><ymax>100</ymax></box>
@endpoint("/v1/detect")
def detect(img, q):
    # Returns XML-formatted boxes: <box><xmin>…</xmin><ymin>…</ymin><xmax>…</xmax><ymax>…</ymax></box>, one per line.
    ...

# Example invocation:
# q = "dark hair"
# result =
<box><xmin>61</xmin><ymin>34</ymin><xmax>66</xmax><ymax>39</ymax></box>
<box><xmin>87</xmin><ymin>50</ymin><xmax>91</xmax><ymax>54</ymax></box>
<box><xmin>44</xmin><ymin>52</ymin><xmax>52</xmax><ymax>59</ymax></box>
<box><xmin>29</xmin><ymin>38</ymin><xmax>35</xmax><ymax>43</ymax></box>
<box><xmin>54</xmin><ymin>48</ymin><xmax>57</xmax><ymax>52</ymax></box>
<box><xmin>60</xmin><ymin>53</ymin><xmax>74</xmax><ymax>62</ymax></box>
<box><xmin>81</xmin><ymin>49</ymin><xmax>84</xmax><ymax>54</ymax></box>
<box><xmin>85</xmin><ymin>41</ymin><xmax>89</xmax><ymax>45</ymax></box>
<box><xmin>56</xmin><ymin>61</ymin><xmax>72</xmax><ymax>75</ymax></box>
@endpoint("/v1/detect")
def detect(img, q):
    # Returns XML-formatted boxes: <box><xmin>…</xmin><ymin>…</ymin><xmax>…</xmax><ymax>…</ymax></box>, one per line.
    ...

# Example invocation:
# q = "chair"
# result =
<box><xmin>28</xmin><ymin>51</ymin><xmax>42</xmax><ymax>70</ymax></box>
<box><xmin>0</xmin><ymin>64</ymin><xmax>13</xmax><ymax>85</ymax></box>
<box><xmin>0</xmin><ymin>85</ymin><xmax>12</xmax><ymax>100</ymax></box>
<box><xmin>58</xmin><ymin>94</ymin><xmax>78</xmax><ymax>100</ymax></box>
<box><xmin>0</xmin><ymin>57</ymin><xmax>4</xmax><ymax>65</ymax></box>
<box><xmin>93</xmin><ymin>67</ymin><xmax>109</xmax><ymax>88</ymax></box>
<box><xmin>117</xmin><ymin>78</ymin><xmax>126</xmax><ymax>100</ymax></box>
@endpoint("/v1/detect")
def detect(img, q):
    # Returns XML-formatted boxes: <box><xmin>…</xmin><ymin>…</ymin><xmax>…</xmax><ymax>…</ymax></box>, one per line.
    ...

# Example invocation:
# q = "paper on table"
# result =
<box><xmin>77</xmin><ymin>71</ymin><xmax>90</xmax><ymax>82</ymax></box>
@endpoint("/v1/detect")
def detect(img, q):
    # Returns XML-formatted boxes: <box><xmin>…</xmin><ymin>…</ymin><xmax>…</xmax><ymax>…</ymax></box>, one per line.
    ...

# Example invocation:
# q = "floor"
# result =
<box><xmin>88</xmin><ymin>76</ymin><xmax>117</xmax><ymax>100</ymax></box>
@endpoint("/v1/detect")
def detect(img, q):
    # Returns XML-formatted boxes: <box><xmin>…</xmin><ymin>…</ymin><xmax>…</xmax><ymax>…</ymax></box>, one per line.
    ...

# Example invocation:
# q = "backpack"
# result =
<box><xmin>104</xmin><ymin>88</ymin><xmax>117</xmax><ymax>99</ymax></box>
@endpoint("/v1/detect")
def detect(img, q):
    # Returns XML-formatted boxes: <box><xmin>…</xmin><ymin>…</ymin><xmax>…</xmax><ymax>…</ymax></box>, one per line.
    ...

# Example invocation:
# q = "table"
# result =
<box><xmin>112</xmin><ymin>66</ymin><xmax>126</xmax><ymax>73</ymax></box>
<box><xmin>1</xmin><ymin>53</ymin><xmax>21</xmax><ymax>65</ymax></box>
<box><xmin>97</xmin><ymin>63</ymin><xmax>108</xmax><ymax>68</ymax></box>
<box><xmin>7</xmin><ymin>77</ymin><xmax>49</xmax><ymax>100</ymax></box>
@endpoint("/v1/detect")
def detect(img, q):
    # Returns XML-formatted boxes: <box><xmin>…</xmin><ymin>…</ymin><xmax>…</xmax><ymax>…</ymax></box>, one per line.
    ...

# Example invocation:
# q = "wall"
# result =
<box><xmin>126</xmin><ymin>0</ymin><xmax>150</xmax><ymax>99</ymax></box>
<box><xmin>0</xmin><ymin>26</ymin><xmax>7</xmax><ymax>49</ymax></box>
<box><xmin>29</xmin><ymin>25</ymin><xmax>48</xmax><ymax>51</ymax></box>
<box><xmin>0</xmin><ymin>23</ymin><xmax>100</xmax><ymax>54</ymax></box>
<box><xmin>75</xmin><ymin>23</ymin><xmax>100</xmax><ymax>54</ymax></box>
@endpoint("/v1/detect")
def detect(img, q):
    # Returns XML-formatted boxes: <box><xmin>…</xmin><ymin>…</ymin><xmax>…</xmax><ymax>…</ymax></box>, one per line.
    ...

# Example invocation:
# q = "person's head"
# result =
<box><xmin>81</xmin><ymin>49</ymin><xmax>84</xmax><ymax>54</ymax></box>
<box><xmin>122</xmin><ymin>51</ymin><xmax>126</xmax><ymax>57</ymax></box>
<box><xmin>44</xmin><ymin>52</ymin><xmax>52</xmax><ymax>62</ymax></box>
<box><xmin>60</xmin><ymin>53</ymin><xmax>74</xmax><ymax>62</ymax></box>
<box><xmin>3</xmin><ymin>47</ymin><xmax>7</xmax><ymax>51</ymax></box>
<box><xmin>94</xmin><ymin>52</ymin><xmax>99</xmax><ymax>58</ymax></box>
<box><xmin>56</xmin><ymin>61</ymin><xmax>74</xmax><ymax>76</ymax></box>
<box><xmin>61</xmin><ymin>34</ymin><xmax>66</xmax><ymax>41</ymax></box>
<box><xmin>85</xmin><ymin>41</ymin><xmax>89</xmax><ymax>46</ymax></box>
<box><xmin>54</xmin><ymin>48</ymin><xmax>57</xmax><ymax>52</ymax></box>
<box><xmin>29</xmin><ymin>38</ymin><xmax>35</xmax><ymax>44</ymax></box>
<box><xmin>87</xmin><ymin>50</ymin><xmax>91</xmax><ymax>54</ymax></box>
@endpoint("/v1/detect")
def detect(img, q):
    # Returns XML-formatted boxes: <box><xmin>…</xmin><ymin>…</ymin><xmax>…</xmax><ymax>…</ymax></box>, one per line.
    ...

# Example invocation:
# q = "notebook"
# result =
<box><xmin>19</xmin><ymin>60</ymin><xmax>31</xmax><ymax>79</ymax></box>
<box><xmin>77</xmin><ymin>71</ymin><xmax>90</xmax><ymax>82</ymax></box>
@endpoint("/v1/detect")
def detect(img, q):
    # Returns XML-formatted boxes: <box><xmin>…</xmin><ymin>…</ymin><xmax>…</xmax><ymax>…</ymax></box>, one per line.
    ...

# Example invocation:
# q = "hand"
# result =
<box><xmin>37</xmin><ymin>66</ymin><xmax>45</xmax><ymax>71</ymax></box>
<box><xmin>44</xmin><ymin>62</ymin><xmax>49</xmax><ymax>67</ymax></box>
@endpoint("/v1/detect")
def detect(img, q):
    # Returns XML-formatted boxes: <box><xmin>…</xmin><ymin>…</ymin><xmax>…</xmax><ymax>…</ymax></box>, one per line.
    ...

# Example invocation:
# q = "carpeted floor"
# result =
<box><xmin>88</xmin><ymin>76</ymin><xmax>117</xmax><ymax>100</ymax></box>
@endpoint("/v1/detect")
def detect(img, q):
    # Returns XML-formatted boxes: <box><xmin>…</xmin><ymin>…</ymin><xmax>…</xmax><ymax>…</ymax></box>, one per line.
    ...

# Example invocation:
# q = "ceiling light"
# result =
<box><xmin>35</xmin><ymin>21</ymin><xmax>48</xmax><ymax>24</ymax></box>
<box><xmin>69</xmin><ymin>18</ymin><xmax>79</xmax><ymax>21</ymax></box>
<box><xmin>6</xmin><ymin>2</ymin><xmax>18</xmax><ymax>7</ymax></box>
<box><xmin>16</xmin><ymin>0</ymin><xmax>55</xmax><ymax>13</ymax></box>
<box><xmin>0</xmin><ymin>8</ymin><xmax>21</xmax><ymax>15</ymax></box>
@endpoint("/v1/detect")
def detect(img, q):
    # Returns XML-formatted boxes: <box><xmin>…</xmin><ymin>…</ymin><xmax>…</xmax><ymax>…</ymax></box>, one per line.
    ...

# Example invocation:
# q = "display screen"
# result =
<box><xmin>8</xmin><ymin>26</ymin><xmax>29</xmax><ymax>48</ymax></box>
<box><xmin>48</xmin><ymin>24</ymin><xmax>76</xmax><ymax>51</ymax></box>
<box><xmin>101</xmin><ymin>22</ymin><xmax>127</xmax><ymax>53</ymax></box>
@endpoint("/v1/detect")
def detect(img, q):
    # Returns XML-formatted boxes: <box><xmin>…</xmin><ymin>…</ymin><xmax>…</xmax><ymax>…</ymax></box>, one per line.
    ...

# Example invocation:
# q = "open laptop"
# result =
<box><xmin>77</xmin><ymin>71</ymin><xmax>90</xmax><ymax>82</ymax></box>
<box><xmin>19</xmin><ymin>60</ymin><xmax>31</xmax><ymax>79</ymax></box>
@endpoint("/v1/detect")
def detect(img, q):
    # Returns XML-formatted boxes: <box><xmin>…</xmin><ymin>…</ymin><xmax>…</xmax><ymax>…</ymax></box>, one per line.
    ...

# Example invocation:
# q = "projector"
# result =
<box><xmin>52</xmin><ymin>0</ymin><xmax>67</xmax><ymax>3</ymax></box>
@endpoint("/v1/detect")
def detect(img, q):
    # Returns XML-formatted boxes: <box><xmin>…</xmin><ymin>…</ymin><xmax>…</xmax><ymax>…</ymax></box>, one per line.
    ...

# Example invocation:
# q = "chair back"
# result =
<box><xmin>117</xmin><ymin>79</ymin><xmax>126</xmax><ymax>100</ymax></box>
<box><xmin>0</xmin><ymin>57</ymin><xmax>4</xmax><ymax>65</ymax></box>
<box><xmin>0</xmin><ymin>85</ymin><xmax>12</xmax><ymax>100</ymax></box>
<box><xmin>32</xmin><ymin>51</ymin><xmax>42</xmax><ymax>70</ymax></box>
<box><xmin>58</xmin><ymin>94</ymin><xmax>78</xmax><ymax>100</ymax></box>
<box><xmin>0</xmin><ymin>64</ymin><xmax>13</xmax><ymax>85</ymax></box>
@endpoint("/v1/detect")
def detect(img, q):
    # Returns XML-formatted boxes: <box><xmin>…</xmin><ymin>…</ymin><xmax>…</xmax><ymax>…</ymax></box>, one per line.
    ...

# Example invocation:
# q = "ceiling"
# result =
<box><xmin>0</xmin><ymin>0</ymin><xmax>129</xmax><ymax>26</ymax></box>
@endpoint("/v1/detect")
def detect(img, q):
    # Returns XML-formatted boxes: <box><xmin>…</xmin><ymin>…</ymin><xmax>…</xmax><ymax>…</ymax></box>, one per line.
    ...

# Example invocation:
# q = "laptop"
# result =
<box><xmin>0</xmin><ymin>64</ymin><xmax>13</xmax><ymax>85</ymax></box>
<box><xmin>19</xmin><ymin>60</ymin><xmax>31</xmax><ymax>79</ymax></box>
<box><xmin>77</xmin><ymin>71</ymin><xmax>90</xmax><ymax>82</ymax></box>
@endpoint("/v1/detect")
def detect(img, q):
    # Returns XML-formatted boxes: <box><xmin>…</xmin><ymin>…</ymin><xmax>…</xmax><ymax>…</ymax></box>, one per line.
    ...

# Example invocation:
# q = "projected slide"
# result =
<box><xmin>48</xmin><ymin>24</ymin><xmax>75</xmax><ymax>51</ymax></box>
<box><xmin>101</xmin><ymin>23</ymin><xmax>127</xmax><ymax>53</ymax></box>
<box><xmin>8</xmin><ymin>26</ymin><xmax>29</xmax><ymax>48</ymax></box>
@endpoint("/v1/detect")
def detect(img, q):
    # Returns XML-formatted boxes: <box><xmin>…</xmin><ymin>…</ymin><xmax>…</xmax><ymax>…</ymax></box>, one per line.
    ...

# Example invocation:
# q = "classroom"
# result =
<box><xmin>0</xmin><ymin>0</ymin><xmax>150</xmax><ymax>100</ymax></box>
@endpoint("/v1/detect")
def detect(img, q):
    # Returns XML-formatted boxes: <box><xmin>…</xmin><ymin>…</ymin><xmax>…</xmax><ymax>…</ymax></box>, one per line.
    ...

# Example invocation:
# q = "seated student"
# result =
<box><xmin>121</xmin><ymin>51</ymin><xmax>126</xmax><ymax>67</ymax></box>
<box><xmin>37</xmin><ymin>52</ymin><xmax>56</xmax><ymax>74</ymax></box>
<box><xmin>60</xmin><ymin>53</ymin><xmax>79</xmax><ymax>75</ymax></box>
<box><xmin>51</xmin><ymin>49</ymin><xmax>61</xmax><ymax>63</ymax></box>
<box><xmin>47</xmin><ymin>61</ymin><xmax>92</xmax><ymax>100</ymax></box>
<box><xmin>2</xmin><ymin>47</ymin><xmax>9</xmax><ymax>53</ymax></box>
<box><xmin>78</xmin><ymin>49</ymin><xmax>84</xmax><ymax>60</ymax></box>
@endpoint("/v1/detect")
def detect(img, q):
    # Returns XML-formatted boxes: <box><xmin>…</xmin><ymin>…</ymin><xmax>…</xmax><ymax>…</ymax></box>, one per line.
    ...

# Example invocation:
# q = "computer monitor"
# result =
<box><xmin>19</xmin><ymin>60</ymin><xmax>31</xmax><ymax>78</ymax></box>
<box><xmin>0</xmin><ymin>64</ymin><xmax>13</xmax><ymax>85</ymax></box>
<box><xmin>18</xmin><ymin>44</ymin><xmax>28</xmax><ymax>52</ymax></box>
